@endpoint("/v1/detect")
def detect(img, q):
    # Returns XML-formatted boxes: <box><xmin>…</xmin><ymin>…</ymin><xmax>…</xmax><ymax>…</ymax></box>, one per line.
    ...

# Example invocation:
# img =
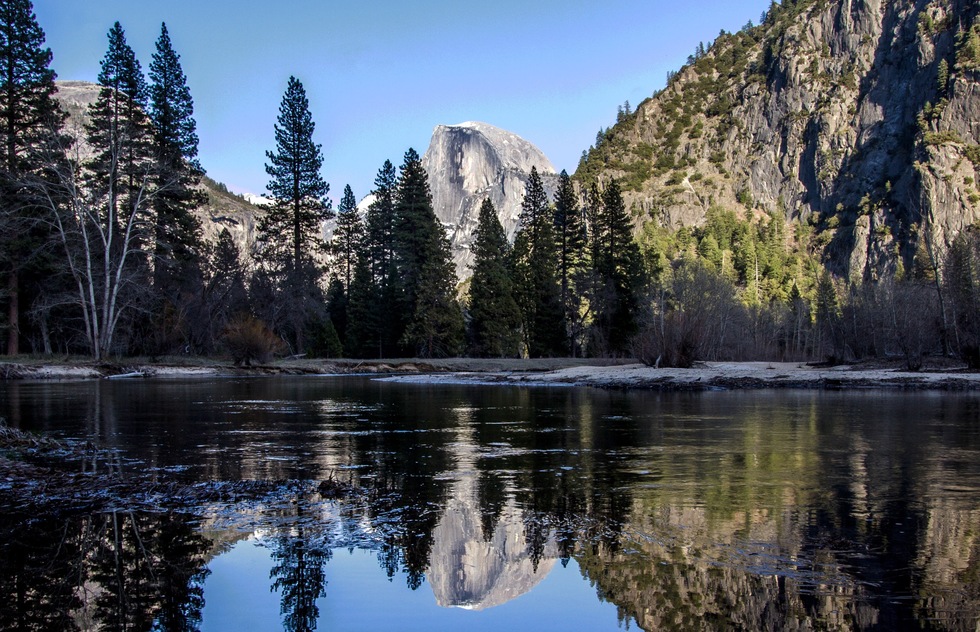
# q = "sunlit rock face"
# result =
<box><xmin>422</xmin><ymin>121</ymin><xmax>559</xmax><ymax>280</ymax></box>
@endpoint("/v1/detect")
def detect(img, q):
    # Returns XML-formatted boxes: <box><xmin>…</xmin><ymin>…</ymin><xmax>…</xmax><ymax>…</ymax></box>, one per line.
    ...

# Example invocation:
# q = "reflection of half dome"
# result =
<box><xmin>427</xmin><ymin>499</ymin><xmax>556</xmax><ymax>610</ymax></box>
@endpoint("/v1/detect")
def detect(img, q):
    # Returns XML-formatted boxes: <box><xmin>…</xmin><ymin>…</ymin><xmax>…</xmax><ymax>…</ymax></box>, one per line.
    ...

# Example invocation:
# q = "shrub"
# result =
<box><xmin>222</xmin><ymin>315</ymin><xmax>285</xmax><ymax>366</ymax></box>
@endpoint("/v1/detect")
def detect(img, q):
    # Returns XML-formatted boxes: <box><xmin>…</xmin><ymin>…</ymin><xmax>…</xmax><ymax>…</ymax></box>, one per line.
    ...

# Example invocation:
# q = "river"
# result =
<box><xmin>1</xmin><ymin>376</ymin><xmax>979</xmax><ymax>630</ymax></box>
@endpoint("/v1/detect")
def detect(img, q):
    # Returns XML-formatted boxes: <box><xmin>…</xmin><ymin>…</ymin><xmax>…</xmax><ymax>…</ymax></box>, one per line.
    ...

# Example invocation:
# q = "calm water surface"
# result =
<box><xmin>2</xmin><ymin>376</ymin><xmax>980</xmax><ymax>631</ymax></box>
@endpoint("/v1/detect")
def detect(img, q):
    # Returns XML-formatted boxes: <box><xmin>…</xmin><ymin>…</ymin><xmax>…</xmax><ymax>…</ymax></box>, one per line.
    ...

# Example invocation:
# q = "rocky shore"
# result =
<box><xmin>0</xmin><ymin>357</ymin><xmax>977</xmax><ymax>391</ymax></box>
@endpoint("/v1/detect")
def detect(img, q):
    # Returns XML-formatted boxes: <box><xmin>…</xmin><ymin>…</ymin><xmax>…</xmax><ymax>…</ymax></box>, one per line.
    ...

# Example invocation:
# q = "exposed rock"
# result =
<box><xmin>577</xmin><ymin>0</ymin><xmax>980</xmax><ymax>279</ymax></box>
<box><xmin>422</xmin><ymin>122</ymin><xmax>559</xmax><ymax>279</ymax></box>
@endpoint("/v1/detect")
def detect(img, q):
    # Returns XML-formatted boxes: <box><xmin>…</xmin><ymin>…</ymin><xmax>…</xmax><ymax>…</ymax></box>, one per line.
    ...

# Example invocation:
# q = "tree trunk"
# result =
<box><xmin>7</xmin><ymin>271</ymin><xmax>18</xmax><ymax>355</ymax></box>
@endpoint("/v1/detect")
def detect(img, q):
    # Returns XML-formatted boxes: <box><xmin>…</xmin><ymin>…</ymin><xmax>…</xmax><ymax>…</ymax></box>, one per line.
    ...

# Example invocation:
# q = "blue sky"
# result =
<box><xmin>35</xmin><ymin>0</ymin><xmax>772</xmax><ymax>200</ymax></box>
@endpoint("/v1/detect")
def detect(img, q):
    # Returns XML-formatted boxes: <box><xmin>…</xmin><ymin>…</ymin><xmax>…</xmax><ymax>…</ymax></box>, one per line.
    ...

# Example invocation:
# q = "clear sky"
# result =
<box><xmin>35</xmin><ymin>0</ymin><xmax>772</xmax><ymax>201</ymax></box>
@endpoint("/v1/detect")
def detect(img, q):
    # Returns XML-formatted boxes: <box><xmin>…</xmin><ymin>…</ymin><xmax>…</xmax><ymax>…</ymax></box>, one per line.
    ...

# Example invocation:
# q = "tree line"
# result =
<box><xmin>6</xmin><ymin>1</ymin><xmax>980</xmax><ymax>366</ymax></box>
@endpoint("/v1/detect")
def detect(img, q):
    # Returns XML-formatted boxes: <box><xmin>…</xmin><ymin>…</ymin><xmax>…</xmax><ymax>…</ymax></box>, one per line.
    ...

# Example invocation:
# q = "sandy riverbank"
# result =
<box><xmin>378</xmin><ymin>361</ymin><xmax>980</xmax><ymax>390</ymax></box>
<box><xmin>0</xmin><ymin>356</ymin><xmax>978</xmax><ymax>390</ymax></box>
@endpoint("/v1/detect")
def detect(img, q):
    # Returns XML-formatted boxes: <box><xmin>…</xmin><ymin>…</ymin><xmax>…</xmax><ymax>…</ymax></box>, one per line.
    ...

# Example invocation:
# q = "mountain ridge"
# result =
<box><xmin>575</xmin><ymin>0</ymin><xmax>980</xmax><ymax>279</ymax></box>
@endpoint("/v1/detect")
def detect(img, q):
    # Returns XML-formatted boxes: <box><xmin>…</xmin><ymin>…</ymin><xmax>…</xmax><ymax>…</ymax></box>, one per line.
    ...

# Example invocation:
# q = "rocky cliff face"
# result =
<box><xmin>422</xmin><ymin>122</ymin><xmax>559</xmax><ymax>279</ymax></box>
<box><xmin>577</xmin><ymin>0</ymin><xmax>980</xmax><ymax>279</ymax></box>
<box><xmin>53</xmin><ymin>81</ymin><xmax>263</xmax><ymax>256</ymax></box>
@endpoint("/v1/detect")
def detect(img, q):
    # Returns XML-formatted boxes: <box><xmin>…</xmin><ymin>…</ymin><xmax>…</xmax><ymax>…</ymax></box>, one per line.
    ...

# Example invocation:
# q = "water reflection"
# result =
<box><xmin>0</xmin><ymin>509</ymin><xmax>210</xmax><ymax>631</ymax></box>
<box><xmin>2</xmin><ymin>380</ymin><xmax>980</xmax><ymax>630</ymax></box>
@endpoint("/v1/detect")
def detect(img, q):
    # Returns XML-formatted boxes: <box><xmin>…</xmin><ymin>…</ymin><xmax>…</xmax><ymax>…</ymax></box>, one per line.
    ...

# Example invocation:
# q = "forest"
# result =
<box><xmin>4</xmin><ymin>1</ymin><xmax>980</xmax><ymax>368</ymax></box>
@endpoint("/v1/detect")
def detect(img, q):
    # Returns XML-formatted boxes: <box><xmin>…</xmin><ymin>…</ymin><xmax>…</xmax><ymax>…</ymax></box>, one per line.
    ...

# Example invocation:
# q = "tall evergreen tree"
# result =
<box><xmin>392</xmin><ymin>148</ymin><xmax>463</xmax><ymax>357</ymax></box>
<box><xmin>552</xmin><ymin>169</ymin><xmax>586</xmax><ymax>354</ymax></box>
<box><xmin>0</xmin><ymin>0</ymin><xmax>65</xmax><ymax>354</ymax></box>
<box><xmin>335</xmin><ymin>160</ymin><xmax>398</xmax><ymax>357</ymax></box>
<box><xmin>512</xmin><ymin>167</ymin><xmax>565</xmax><ymax>357</ymax></box>
<box><xmin>592</xmin><ymin>180</ymin><xmax>644</xmax><ymax>355</ymax></box>
<box><xmin>344</xmin><ymin>253</ymin><xmax>381</xmax><ymax>357</ymax></box>
<box><xmin>255</xmin><ymin>76</ymin><xmax>332</xmax><ymax>353</ymax></box>
<box><xmin>333</xmin><ymin>183</ymin><xmax>362</xmax><ymax>292</ymax></box>
<box><xmin>198</xmin><ymin>227</ymin><xmax>248</xmax><ymax>352</ymax></box>
<box><xmin>365</xmin><ymin>159</ymin><xmax>397</xmax><ymax>283</ymax></box>
<box><xmin>467</xmin><ymin>198</ymin><xmax>521</xmax><ymax>357</ymax></box>
<box><xmin>86</xmin><ymin>22</ymin><xmax>153</xmax><ymax>231</ymax></box>
<box><xmin>148</xmin><ymin>22</ymin><xmax>203</xmax><ymax>301</ymax></box>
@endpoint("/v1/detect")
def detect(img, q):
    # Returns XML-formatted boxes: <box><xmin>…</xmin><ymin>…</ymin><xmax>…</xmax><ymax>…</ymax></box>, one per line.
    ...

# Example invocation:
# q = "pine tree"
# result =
<box><xmin>391</xmin><ymin>148</ymin><xmax>463</xmax><ymax>357</ymax></box>
<box><xmin>512</xmin><ymin>167</ymin><xmax>565</xmax><ymax>356</ymax></box>
<box><xmin>86</xmin><ymin>22</ymin><xmax>153</xmax><ymax>230</ymax></box>
<box><xmin>198</xmin><ymin>227</ymin><xmax>248</xmax><ymax>353</ymax></box>
<box><xmin>344</xmin><ymin>254</ymin><xmax>381</xmax><ymax>357</ymax></box>
<box><xmin>552</xmin><ymin>169</ymin><xmax>586</xmax><ymax>354</ymax></box>
<box><xmin>467</xmin><ymin>198</ymin><xmax>521</xmax><ymax>357</ymax></box>
<box><xmin>256</xmin><ymin>76</ymin><xmax>332</xmax><ymax>353</ymax></box>
<box><xmin>149</xmin><ymin>22</ymin><xmax>204</xmax><ymax>301</ymax></box>
<box><xmin>333</xmin><ymin>184</ymin><xmax>362</xmax><ymax>292</ymax></box>
<box><xmin>365</xmin><ymin>159</ymin><xmax>397</xmax><ymax>282</ymax></box>
<box><xmin>325</xmin><ymin>275</ymin><xmax>347</xmax><ymax>349</ymax></box>
<box><xmin>360</xmin><ymin>159</ymin><xmax>398</xmax><ymax>355</ymax></box>
<box><xmin>592</xmin><ymin>180</ymin><xmax>644</xmax><ymax>355</ymax></box>
<box><xmin>0</xmin><ymin>0</ymin><xmax>66</xmax><ymax>354</ymax></box>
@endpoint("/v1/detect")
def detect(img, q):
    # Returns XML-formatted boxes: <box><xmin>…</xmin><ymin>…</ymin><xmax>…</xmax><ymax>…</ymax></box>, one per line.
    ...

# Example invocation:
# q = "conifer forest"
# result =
<box><xmin>5</xmin><ymin>0</ymin><xmax>980</xmax><ymax>368</ymax></box>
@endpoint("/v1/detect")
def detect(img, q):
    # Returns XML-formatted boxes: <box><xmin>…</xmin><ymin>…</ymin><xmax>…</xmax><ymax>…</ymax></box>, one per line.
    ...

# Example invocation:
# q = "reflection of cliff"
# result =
<box><xmin>577</xmin><ymin>505</ymin><xmax>878</xmax><ymax>631</ymax></box>
<box><xmin>427</xmin><ymin>421</ymin><xmax>555</xmax><ymax>609</ymax></box>
<box><xmin>429</xmin><ymin>500</ymin><xmax>555</xmax><ymax>610</ymax></box>
<box><xmin>567</xmin><ymin>392</ymin><xmax>980</xmax><ymax>631</ymax></box>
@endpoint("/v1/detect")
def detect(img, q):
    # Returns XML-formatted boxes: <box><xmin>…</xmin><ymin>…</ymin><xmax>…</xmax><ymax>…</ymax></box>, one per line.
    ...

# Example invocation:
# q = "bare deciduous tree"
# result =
<box><xmin>29</xmin><ymin>127</ymin><xmax>156</xmax><ymax>359</ymax></box>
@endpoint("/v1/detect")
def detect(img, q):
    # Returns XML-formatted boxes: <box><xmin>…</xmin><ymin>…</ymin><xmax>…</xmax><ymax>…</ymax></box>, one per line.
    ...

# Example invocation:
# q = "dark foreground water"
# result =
<box><xmin>2</xmin><ymin>377</ymin><xmax>980</xmax><ymax>631</ymax></box>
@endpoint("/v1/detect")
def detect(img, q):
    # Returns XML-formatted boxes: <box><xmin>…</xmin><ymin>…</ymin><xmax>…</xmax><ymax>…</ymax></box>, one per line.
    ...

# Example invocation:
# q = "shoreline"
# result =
<box><xmin>0</xmin><ymin>356</ymin><xmax>978</xmax><ymax>391</ymax></box>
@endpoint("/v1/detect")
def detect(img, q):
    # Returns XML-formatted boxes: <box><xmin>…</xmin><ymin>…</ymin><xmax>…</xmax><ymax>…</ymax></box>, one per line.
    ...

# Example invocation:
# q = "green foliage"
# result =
<box><xmin>467</xmin><ymin>199</ymin><xmax>521</xmax><ymax>357</ymax></box>
<box><xmin>86</xmin><ymin>21</ymin><xmax>154</xmax><ymax>223</ymax></box>
<box><xmin>149</xmin><ymin>22</ymin><xmax>205</xmax><ymax>301</ymax></box>
<box><xmin>552</xmin><ymin>170</ymin><xmax>587</xmax><ymax>351</ymax></box>
<box><xmin>956</xmin><ymin>19</ymin><xmax>980</xmax><ymax>71</ymax></box>
<box><xmin>964</xmin><ymin>145</ymin><xmax>980</xmax><ymax>166</ymax></box>
<box><xmin>0</xmin><ymin>0</ymin><xmax>67</xmax><ymax>354</ymax></box>
<box><xmin>937</xmin><ymin>58</ymin><xmax>950</xmax><ymax>95</ymax></box>
<box><xmin>513</xmin><ymin>167</ymin><xmax>566</xmax><ymax>357</ymax></box>
<box><xmin>333</xmin><ymin>184</ymin><xmax>363</xmax><ymax>291</ymax></box>
<box><xmin>344</xmin><ymin>255</ymin><xmax>381</xmax><ymax>358</ymax></box>
<box><xmin>923</xmin><ymin>130</ymin><xmax>963</xmax><ymax>146</ymax></box>
<box><xmin>919</xmin><ymin>12</ymin><xmax>935</xmax><ymax>36</ymax></box>
<box><xmin>590</xmin><ymin>180</ymin><xmax>645</xmax><ymax>354</ymax></box>
<box><xmin>256</xmin><ymin>76</ymin><xmax>332</xmax><ymax>353</ymax></box>
<box><xmin>392</xmin><ymin>148</ymin><xmax>463</xmax><ymax>357</ymax></box>
<box><xmin>945</xmin><ymin>227</ymin><xmax>980</xmax><ymax>366</ymax></box>
<box><xmin>306</xmin><ymin>316</ymin><xmax>342</xmax><ymax>358</ymax></box>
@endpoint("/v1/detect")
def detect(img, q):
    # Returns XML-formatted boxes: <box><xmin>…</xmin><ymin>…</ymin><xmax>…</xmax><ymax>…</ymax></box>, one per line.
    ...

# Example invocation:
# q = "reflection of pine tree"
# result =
<box><xmin>89</xmin><ymin>512</ymin><xmax>157</xmax><ymax>631</ymax></box>
<box><xmin>269</xmin><ymin>519</ymin><xmax>331</xmax><ymax>632</ymax></box>
<box><xmin>0</xmin><ymin>513</ymin><xmax>83</xmax><ymax>630</ymax></box>
<box><xmin>151</xmin><ymin>513</ymin><xmax>211</xmax><ymax>632</ymax></box>
<box><xmin>477</xmin><ymin>470</ymin><xmax>507</xmax><ymax>542</ymax></box>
